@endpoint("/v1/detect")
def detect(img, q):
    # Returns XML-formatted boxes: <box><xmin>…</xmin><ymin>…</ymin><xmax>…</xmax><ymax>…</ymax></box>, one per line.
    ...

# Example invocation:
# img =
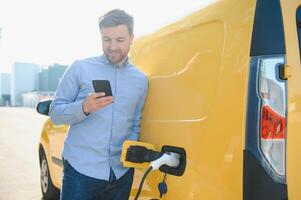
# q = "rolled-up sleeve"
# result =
<box><xmin>49</xmin><ymin>61</ymin><xmax>88</xmax><ymax>125</ymax></box>
<box><xmin>129</xmin><ymin>77</ymin><xmax>149</xmax><ymax>141</ymax></box>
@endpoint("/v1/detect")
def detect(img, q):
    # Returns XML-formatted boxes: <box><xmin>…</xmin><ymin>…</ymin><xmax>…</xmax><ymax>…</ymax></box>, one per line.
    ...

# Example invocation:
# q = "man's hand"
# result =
<box><xmin>82</xmin><ymin>92</ymin><xmax>114</xmax><ymax>115</ymax></box>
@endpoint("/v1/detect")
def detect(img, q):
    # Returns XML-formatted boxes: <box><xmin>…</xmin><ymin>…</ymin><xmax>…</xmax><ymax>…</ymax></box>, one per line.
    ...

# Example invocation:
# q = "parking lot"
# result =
<box><xmin>0</xmin><ymin>107</ymin><xmax>47</xmax><ymax>200</ymax></box>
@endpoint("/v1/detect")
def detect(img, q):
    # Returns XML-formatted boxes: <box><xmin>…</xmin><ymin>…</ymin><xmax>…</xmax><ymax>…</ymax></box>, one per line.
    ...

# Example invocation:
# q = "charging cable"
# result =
<box><xmin>134</xmin><ymin>152</ymin><xmax>180</xmax><ymax>200</ymax></box>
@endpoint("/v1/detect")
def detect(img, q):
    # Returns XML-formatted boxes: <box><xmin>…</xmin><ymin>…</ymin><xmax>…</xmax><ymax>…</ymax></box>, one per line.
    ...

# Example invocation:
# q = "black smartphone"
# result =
<box><xmin>92</xmin><ymin>80</ymin><xmax>113</xmax><ymax>97</ymax></box>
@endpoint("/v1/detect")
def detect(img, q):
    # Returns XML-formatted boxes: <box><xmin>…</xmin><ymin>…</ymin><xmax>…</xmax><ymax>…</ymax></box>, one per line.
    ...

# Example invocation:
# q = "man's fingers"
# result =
<box><xmin>96</xmin><ymin>99</ymin><xmax>113</xmax><ymax>108</ymax></box>
<box><xmin>93</xmin><ymin>92</ymin><xmax>106</xmax><ymax>98</ymax></box>
<box><xmin>96</xmin><ymin>99</ymin><xmax>113</xmax><ymax>106</ymax></box>
<box><xmin>84</xmin><ymin>93</ymin><xmax>113</xmax><ymax>113</ymax></box>
<box><xmin>95</xmin><ymin>96</ymin><xmax>113</xmax><ymax>103</ymax></box>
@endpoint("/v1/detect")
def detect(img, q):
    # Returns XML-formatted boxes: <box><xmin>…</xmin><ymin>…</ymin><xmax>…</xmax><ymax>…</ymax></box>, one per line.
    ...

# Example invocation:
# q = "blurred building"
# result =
<box><xmin>9</xmin><ymin>62</ymin><xmax>68</xmax><ymax>107</ymax></box>
<box><xmin>39</xmin><ymin>63</ymin><xmax>67</xmax><ymax>92</ymax></box>
<box><xmin>22</xmin><ymin>91</ymin><xmax>55</xmax><ymax>108</ymax></box>
<box><xmin>21</xmin><ymin>63</ymin><xmax>67</xmax><ymax>108</ymax></box>
<box><xmin>10</xmin><ymin>62</ymin><xmax>39</xmax><ymax>106</ymax></box>
<box><xmin>0</xmin><ymin>73</ymin><xmax>11</xmax><ymax>106</ymax></box>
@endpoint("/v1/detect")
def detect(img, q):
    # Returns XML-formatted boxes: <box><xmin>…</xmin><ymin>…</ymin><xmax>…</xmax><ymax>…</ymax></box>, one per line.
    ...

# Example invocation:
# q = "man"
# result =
<box><xmin>49</xmin><ymin>9</ymin><xmax>148</xmax><ymax>200</ymax></box>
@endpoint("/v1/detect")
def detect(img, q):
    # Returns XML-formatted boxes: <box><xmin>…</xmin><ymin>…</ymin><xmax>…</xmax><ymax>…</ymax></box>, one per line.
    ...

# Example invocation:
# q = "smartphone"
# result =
<box><xmin>92</xmin><ymin>80</ymin><xmax>113</xmax><ymax>97</ymax></box>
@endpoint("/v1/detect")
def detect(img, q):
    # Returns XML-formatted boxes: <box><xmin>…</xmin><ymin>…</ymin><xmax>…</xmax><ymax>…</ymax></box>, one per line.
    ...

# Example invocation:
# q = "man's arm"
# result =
<box><xmin>129</xmin><ymin>77</ymin><xmax>149</xmax><ymax>141</ymax></box>
<box><xmin>49</xmin><ymin>61</ymin><xmax>89</xmax><ymax>125</ymax></box>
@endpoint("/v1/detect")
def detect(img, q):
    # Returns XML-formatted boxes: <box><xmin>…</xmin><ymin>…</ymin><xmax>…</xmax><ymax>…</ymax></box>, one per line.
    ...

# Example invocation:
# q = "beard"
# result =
<box><xmin>104</xmin><ymin>49</ymin><xmax>127</xmax><ymax>64</ymax></box>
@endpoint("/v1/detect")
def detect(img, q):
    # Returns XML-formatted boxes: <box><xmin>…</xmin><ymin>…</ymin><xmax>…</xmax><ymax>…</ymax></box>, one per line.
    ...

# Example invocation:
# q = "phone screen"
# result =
<box><xmin>92</xmin><ymin>80</ymin><xmax>113</xmax><ymax>97</ymax></box>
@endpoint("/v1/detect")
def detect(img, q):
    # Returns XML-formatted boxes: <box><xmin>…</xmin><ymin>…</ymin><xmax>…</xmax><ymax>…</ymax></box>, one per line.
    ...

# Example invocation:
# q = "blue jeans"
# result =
<box><xmin>60</xmin><ymin>159</ymin><xmax>134</xmax><ymax>200</ymax></box>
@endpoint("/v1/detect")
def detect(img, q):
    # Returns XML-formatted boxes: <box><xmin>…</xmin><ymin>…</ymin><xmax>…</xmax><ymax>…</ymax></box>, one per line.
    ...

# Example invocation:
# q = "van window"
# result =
<box><xmin>296</xmin><ymin>6</ymin><xmax>301</xmax><ymax>57</ymax></box>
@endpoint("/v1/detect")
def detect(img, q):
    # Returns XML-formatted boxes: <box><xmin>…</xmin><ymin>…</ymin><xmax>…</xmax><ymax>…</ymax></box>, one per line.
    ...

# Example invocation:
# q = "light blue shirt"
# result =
<box><xmin>49</xmin><ymin>55</ymin><xmax>148</xmax><ymax>180</ymax></box>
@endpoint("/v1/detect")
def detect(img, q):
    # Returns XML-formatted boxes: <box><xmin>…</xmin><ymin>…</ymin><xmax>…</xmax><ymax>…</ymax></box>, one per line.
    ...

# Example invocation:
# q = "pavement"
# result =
<box><xmin>0</xmin><ymin>107</ymin><xmax>47</xmax><ymax>200</ymax></box>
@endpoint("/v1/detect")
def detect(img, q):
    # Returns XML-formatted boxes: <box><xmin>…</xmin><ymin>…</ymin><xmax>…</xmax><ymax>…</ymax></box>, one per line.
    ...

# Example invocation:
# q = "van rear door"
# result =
<box><xmin>280</xmin><ymin>0</ymin><xmax>301</xmax><ymax>199</ymax></box>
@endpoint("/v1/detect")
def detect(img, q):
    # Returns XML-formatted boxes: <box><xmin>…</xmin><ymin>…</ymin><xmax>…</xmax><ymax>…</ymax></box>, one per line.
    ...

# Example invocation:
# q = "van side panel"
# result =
<box><xmin>39</xmin><ymin>119</ymin><xmax>62</xmax><ymax>189</ymax></box>
<box><xmin>280</xmin><ymin>0</ymin><xmax>301</xmax><ymax>199</ymax></box>
<box><xmin>130</xmin><ymin>0</ymin><xmax>256</xmax><ymax>199</ymax></box>
<box><xmin>48</xmin><ymin>123</ymin><xmax>67</xmax><ymax>189</ymax></box>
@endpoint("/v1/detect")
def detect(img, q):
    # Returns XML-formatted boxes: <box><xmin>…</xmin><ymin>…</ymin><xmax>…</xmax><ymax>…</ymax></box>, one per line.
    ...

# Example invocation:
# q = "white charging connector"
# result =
<box><xmin>150</xmin><ymin>152</ymin><xmax>181</xmax><ymax>170</ymax></box>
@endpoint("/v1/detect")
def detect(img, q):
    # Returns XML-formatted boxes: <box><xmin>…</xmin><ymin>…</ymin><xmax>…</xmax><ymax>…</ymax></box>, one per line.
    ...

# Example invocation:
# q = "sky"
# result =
<box><xmin>0</xmin><ymin>0</ymin><xmax>215</xmax><ymax>73</ymax></box>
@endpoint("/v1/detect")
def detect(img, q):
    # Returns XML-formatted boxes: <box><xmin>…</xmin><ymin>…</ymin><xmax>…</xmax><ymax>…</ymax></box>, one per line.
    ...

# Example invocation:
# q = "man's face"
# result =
<box><xmin>101</xmin><ymin>24</ymin><xmax>134</xmax><ymax>64</ymax></box>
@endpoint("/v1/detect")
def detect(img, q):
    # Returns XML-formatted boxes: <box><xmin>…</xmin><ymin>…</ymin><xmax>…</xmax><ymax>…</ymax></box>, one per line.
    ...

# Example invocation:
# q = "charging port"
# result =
<box><xmin>159</xmin><ymin>145</ymin><xmax>186</xmax><ymax>176</ymax></box>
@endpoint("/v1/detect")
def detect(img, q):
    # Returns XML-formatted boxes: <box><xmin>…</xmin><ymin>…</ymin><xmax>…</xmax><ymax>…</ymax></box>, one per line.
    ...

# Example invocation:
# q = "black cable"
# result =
<box><xmin>126</xmin><ymin>146</ymin><xmax>163</xmax><ymax>163</ymax></box>
<box><xmin>134</xmin><ymin>166</ymin><xmax>153</xmax><ymax>200</ymax></box>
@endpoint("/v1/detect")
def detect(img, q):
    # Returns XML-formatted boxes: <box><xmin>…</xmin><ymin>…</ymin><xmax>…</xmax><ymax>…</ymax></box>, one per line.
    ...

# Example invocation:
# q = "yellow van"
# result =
<box><xmin>36</xmin><ymin>0</ymin><xmax>301</xmax><ymax>199</ymax></box>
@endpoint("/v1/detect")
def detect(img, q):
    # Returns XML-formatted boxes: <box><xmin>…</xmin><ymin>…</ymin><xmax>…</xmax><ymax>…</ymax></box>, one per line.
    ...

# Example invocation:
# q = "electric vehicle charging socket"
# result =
<box><xmin>159</xmin><ymin>145</ymin><xmax>186</xmax><ymax>176</ymax></box>
<box><xmin>121</xmin><ymin>141</ymin><xmax>187</xmax><ymax>199</ymax></box>
<box><xmin>121</xmin><ymin>140</ymin><xmax>187</xmax><ymax>176</ymax></box>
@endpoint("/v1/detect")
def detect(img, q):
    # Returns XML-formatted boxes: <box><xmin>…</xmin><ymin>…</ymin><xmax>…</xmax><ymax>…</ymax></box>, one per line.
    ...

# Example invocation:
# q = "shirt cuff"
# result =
<box><xmin>128</xmin><ymin>134</ymin><xmax>139</xmax><ymax>141</ymax></box>
<box><xmin>71</xmin><ymin>100</ymin><xmax>89</xmax><ymax>121</ymax></box>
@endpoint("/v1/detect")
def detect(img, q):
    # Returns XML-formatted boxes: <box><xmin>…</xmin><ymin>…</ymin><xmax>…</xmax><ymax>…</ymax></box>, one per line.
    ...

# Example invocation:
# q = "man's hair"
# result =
<box><xmin>99</xmin><ymin>9</ymin><xmax>134</xmax><ymax>35</ymax></box>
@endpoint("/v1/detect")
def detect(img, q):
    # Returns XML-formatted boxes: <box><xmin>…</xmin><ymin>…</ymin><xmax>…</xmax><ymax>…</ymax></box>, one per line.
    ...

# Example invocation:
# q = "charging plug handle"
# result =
<box><xmin>126</xmin><ymin>145</ymin><xmax>163</xmax><ymax>163</ymax></box>
<box><xmin>151</xmin><ymin>152</ymin><xmax>180</xmax><ymax>170</ymax></box>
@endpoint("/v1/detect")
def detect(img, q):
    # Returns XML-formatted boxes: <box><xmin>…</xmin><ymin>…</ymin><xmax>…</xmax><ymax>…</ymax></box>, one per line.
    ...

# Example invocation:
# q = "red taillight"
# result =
<box><xmin>257</xmin><ymin>56</ymin><xmax>287</xmax><ymax>179</ymax></box>
<box><xmin>261</xmin><ymin>105</ymin><xmax>286</xmax><ymax>139</ymax></box>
